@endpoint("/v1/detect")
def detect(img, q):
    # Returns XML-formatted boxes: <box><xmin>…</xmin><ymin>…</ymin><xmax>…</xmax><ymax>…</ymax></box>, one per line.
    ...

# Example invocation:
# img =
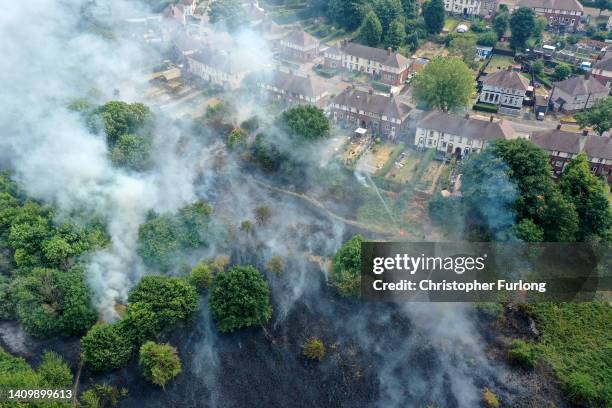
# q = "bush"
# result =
<box><xmin>38</xmin><ymin>351</ymin><xmax>72</xmax><ymax>388</ymax></box>
<box><xmin>330</xmin><ymin>235</ymin><xmax>363</xmax><ymax>297</ymax></box>
<box><xmin>188</xmin><ymin>261</ymin><xmax>213</xmax><ymax>291</ymax></box>
<box><xmin>302</xmin><ymin>337</ymin><xmax>325</xmax><ymax>361</ymax></box>
<box><xmin>565</xmin><ymin>372</ymin><xmax>600</xmax><ymax>406</ymax></box>
<box><xmin>507</xmin><ymin>339</ymin><xmax>539</xmax><ymax>369</ymax></box>
<box><xmin>266</xmin><ymin>255</ymin><xmax>284</xmax><ymax>276</ymax></box>
<box><xmin>472</xmin><ymin>103</ymin><xmax>499</xmax><ymax>113</ymax></box>
<box><xmin>482</xmin><ymin>388</ymin><xmax>500</xmax><ymax>408</ymax></box>
<box><xmin>81</xmin><ymin>324</ymin><xmax>133</xmax><ymax>372</ymax></box>
<box><xmin>139</xmin><ymin>341</ymin><xmax>182</xmax><ymax>388</ymax></box>
<box><xmin>80</xmin><ymin>384</ymin><xmax>127</xmax><ymax>408</ymax></box>
<box><xmin>209</xmin><ymin>265</ymin><xmax>272</xmax><ymax>332</ymax></box>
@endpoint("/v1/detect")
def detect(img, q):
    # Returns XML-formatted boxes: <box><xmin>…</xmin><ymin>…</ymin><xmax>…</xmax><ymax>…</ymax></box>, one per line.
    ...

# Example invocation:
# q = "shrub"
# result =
<box><xmin>209</xmin><ymin>265</ymin><xmax>272</xmax><ymax>332</ymax></box>
<box><xmin>482</xmin><ymin>388</ymin><xmax>500</xmax><ymax>408</ymax></box>
<box><xmin>330</xmin><ymin>235</ymin><xmax>363</xmax><ymax>297</ymax></box>
<box><xmin>38</xmin><ymin>351</ymin><xmax>72</xmax><ymax>388</ymax></box>
<box><xmin>565</xmin><ymin>372</ymin><xmax>600</xmax><ymax>406</ymax></box>
<box><xmin>302</xmin><ymin>337</ymin><xmax>325</xmax><ymax>361</ymax></box>
<box><xmin>81</xmin><ymin>324</ymin><xmax>133</xmax><ymax>372</ymax></box>
<box><xmin>188</xmin><ymin>261</ymin><xmax>213</xmax><ymax>291</ymax></box>
<box><xmin>80</xmin><ymin>384</ymin><xmax>127</xmax><ymax>408</ymax></box>
<box><xmin>266</xmin><ymin>256</ymin><xmax>284</xmax><ymax>276</ymax></box>
<box><xmin>139</xmin><ymin>341</ymin><xmax>182</xmax><ymax>388</ymax></box>
<box><xmin>507</xmin><ymin>339</ymin><xmax>539</xmax><ymax>369</ymax></box>
<box><xmin>472</xmin><ymin>103</ymin><xmax>499</xmax><ymax>113</ymax></box>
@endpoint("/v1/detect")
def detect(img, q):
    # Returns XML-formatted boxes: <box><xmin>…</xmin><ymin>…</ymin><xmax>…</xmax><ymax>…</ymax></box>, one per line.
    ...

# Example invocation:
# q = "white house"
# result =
<box><xmin>443</xmin><ymin>0</ymin><xmax>498</xmax><ymax>16</ymax></box>
<box><xmin>479</xmin><ymin>68</ymin><xmax>530</xmax><ymax>116</ymax></box>
<box><xmin>186</xmin><ymin>48</ymin><xmax>247</xmax><ymax>90</ymax></box>
<box><xmin>415</xmin><ymin>111</ymin><xmax>517</xmax><ymax>158</ymax></box>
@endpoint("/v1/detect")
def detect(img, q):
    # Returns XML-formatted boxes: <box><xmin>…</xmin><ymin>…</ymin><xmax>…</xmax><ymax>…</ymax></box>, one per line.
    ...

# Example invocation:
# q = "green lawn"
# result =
<box><xmin>444</xmin><ymin>17</ymin><xmax>461</xmax><ymax>32</ymax></box>
<box><xmin>485</xmin><ymin>55</ymin><xmax>516</xmax><ymax>74</ymax></box>
<box><xmin>521</xmin><ymin>302</ymin><xmax>612</xmax><ymax>407</ymax></box>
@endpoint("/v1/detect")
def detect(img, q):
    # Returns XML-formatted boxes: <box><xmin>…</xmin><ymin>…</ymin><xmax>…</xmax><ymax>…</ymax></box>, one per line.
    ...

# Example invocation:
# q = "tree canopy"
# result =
<box><xmin>384</xmin><ymin>19</ymin><xmax>407</xmax><ymax>50</ymax></box>
<box><xmin>576</xmin><ymin>97</ymin><xmax>612</xmax><ymax>136</ymax></box>
<box><xmin>423</xmin><ymin>0</ymin><xmax>445</xmax><ymax>34</ymax></box>
<box><xmin>278</xmin><ymin>105</ymin><xmax>330</xmax><ymax>141</ymax></box>
<box><xmin>412</xmin><ymin>56</ymin><xmax>475</xmax><ymax>111</ymax></box>
<box><xmin>373</xmin><ymin>0</ymin><xmax>404</xmax><ymax>34</ymax></box>
<box><xmin>509</xmin><ymin>7</ymin><xmax>536</xmax><ymax>49</ymax></box>
<box><xmin>330</xmin><ymin>235</ymin><xmax>363</xmax><ymax>297</ymax></box>
<box><xmin>553</xmin><ymin>63</ymin><xmax>572</xmax><ymax>81</ymax></box>
<box><xmin>359</xmin><ymin>11</ymin><xmax>383</xmax><ymax>47</ymax></box>
<box><xmin>209</xmin><ymin>265</ymin><xmax>272</xmax><ymax>332</ymax></box>
<box><xmin>139</xmin><ymin>341</ymin><xmax>182</xmax><ymax>388</ymax></box>
<box><xmin>493</xmin><ymin>9</ymin><xmax>510</xmax><ymax>38</ymax></box>
<box><xmin>208</xmin><ymin>0</ymin><xmax>248</xmax><ymax>32</ymax></box>
<box><xmin>81</xmin><ymin>323</ymin><xmax>133</xmax><ymax>372</ymax></box>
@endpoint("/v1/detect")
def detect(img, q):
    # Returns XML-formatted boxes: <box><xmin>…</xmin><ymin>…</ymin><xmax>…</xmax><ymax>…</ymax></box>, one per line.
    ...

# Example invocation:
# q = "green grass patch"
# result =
<box><xmin>473</xmin><ymin>103</ymin><xmax>499</xmax><ymax>113</ymax></box>
<box><xmin>525</xmin><ymin>302</ymin><xmax>612</xmax><ymax>407</ymax></box>
<box><xmin>485</xmin><ymin>55</ymin><xmax>515</xmax><ymax>74</ymax></box>
<box><xmin>444</xmin><ymin>17</ymin><xmax>461</xmax><ymax>32</ymax></box>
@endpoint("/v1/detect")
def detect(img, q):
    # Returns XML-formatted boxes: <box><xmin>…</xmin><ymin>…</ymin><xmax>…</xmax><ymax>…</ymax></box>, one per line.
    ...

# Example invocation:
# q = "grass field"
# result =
<box><xmin>485</xmin><ymin>55</ymin><xmax>516</xmax><ymax>74</ymax></box>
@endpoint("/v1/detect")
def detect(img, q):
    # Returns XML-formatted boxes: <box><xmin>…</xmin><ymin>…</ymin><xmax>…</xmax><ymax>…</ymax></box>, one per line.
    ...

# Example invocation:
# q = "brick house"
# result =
<box><xmin>330</xmin><ymin>87</ymin><xmax>411</xmax><ymax>140</ymax></box>
<box><xmin>550</xmin><ymin>74</ymin><xmax>609</xmax><ymax>113</ymax></box>
<box><xmin>186</xmin><ymin>48</ymin><xmax>247</xmax><ymax>90</ymax></box>
<box><xmin>530</xmin><ymin>128</ymin><xmax>612</xmax><ymax>183</ymax></box>
<box><xmin>591</xmin><ymin>54</ymin><xmax>612</xmax><ymax>89</ymax></box>
<box><xmin>323</xmin><ymin>41</ymin><xmax>410</xmax><ymax>86</ymax></box>
<box><xmin>478</xmin><ymin>67</ymin><xmax>530</xmax><ymax>116</ymax></box>
<box><xmin>279</xmin><ymin>30</ymin><xmax>319</xmax><ymax>62</ymax></box>
<box><xmin>256</xmin><ymin>70</ymin><xmax>329</xmax><ymax>107</ymax></box>
<box><xmin>415</xmin><ymin>111</ymin><xmax>516</xmax><ymax>159</ymax></box>
<box><xmin>444</xmin><ymin>0</ymin><xmax>498</xmax><ymax>17</ymax></box>
<box><xmin>516</xmin><ymin>0</ymin><xmax>584</xmax><ymax>32</ymax></box>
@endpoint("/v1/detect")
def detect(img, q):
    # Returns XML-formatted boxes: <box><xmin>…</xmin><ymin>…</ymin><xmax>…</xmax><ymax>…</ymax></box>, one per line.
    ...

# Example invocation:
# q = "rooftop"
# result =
<box><xmin>283</xmin><ymin>30</ymin><xmax>319</xmax><ymax>47</ymax></box>
<box><xmin>333</xmin><ymin>87</ymin><xmax>411</xmax><ymax>119</ymax></box>
<box><xmin>482</xmin><ymin>69</ymin><xmax>530</xmax><ymax>91</ymax></box>
<box><xmin>328</xmin><ymin>42</ymin><xmax>410</xmax><ymax>69</ymax></box>
<box><xmin>531</xmin><ymin>129</ymin><xmax>612</xmax><ymax>160</ymax></box>
<box><xmin>553</xmin><ymin>75</ymin><xmax>609</xmax><ymax>96</ymax></box>
<box><xmin>258</xmin><ymin>70</ymin><xmax>328</xmax><ymax>98</ymax></box>
<box><xmin>517</xmin><ymin>0</ymin><xmax>583</xmax><ymax>11</ymax></box>
<box><xmin>417</xmin><ymin>111</ymin><xmax>516</xmax><ymax>141</ymax></box>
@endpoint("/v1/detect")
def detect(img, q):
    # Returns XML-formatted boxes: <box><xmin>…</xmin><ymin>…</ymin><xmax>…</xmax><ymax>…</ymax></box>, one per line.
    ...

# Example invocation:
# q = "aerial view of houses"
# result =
<box><xmin>1</xmin><ymin>0</ymin><xmax>611</xmax><ymax>407</ymax></box>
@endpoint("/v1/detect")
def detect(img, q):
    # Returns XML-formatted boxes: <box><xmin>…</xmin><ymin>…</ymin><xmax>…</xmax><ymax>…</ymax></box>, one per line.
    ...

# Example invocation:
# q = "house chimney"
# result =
<box><xmin>490</xmin><ymin>115</ymin><xmax>494</xmax><ymax>122</ymax></box>
<box><xmin>584</xmin><ymin>71</ymin><xmax>591</xmax><ymax>80</ymax></box>
<box><xmin>582</xmin><ymin>129</ymin><xmax>589</xmax><ymax>136</ymax></box>
<box><xmin>556</xmin><ymin>124</ymin><xmax>562</xmax><ymax>130</ymax></box>
<box><xmin>507</xmin><ymin>65</ymin><xmax>512</xmax><ymax>71</ymax></box>
<box><xmin>387</xmin><ymin>47</ymin><xmax>392</xmax><ymax>56</ymax></box>
<box><xmin>368</xmin><ymin>88</ymin><xmax>373</xmax><ymax>95</ymax></box>
<box><xmin>342</xmin><ymin>39</ymin><xmax>348</xmax><ymax>48</ymax></box>
<box><xmin>464</xmin><ymin>113</ymin><xmax>470</xmax><ymax>119</ymax></box>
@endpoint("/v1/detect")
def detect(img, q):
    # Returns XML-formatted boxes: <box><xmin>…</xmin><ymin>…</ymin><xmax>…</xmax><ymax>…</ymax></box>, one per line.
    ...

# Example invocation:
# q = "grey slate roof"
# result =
<box><xmin>188</xmin><ymin>48</ymin><xmax>240</xmax><ymax>74</ymax></box>
<box><xmin>333</xmin><ymin>88</ymin><xmax>411</xmax><ymax>119</ymax></box>
<box><xmin>530</xmin><ymin>129</ymin><xmax>583</xmax><ymax>154</ymax></box>
<box><xmin>517</xmin><ymin>0</ymin><xmax>583</xmax><ymax>11</ymax></box>
<box><xmin>284</xmin><ymin>30</ymin><xmax>319</xmax><ymax>47</ymax></box>
<box><xmin>259</xmin><ymin>71</ymin><xmax>328</xmax><ymax>98</ymax></box>
<box><xmin>584</xmin><ymin>136</ymin><xmax>612</xmax><ymax>160</ymax></box>
<box><xmin>482</xmin><ymin>69</ymin><xmax>530</xmax><ymax>91</ymax></box>
<box><xmin>333</xmin><ymin>42</ymin><xmax>410</xmax><ymax>68</ymax></box>
<box><xmin>593</xmin><ymin>56</ymin><xmax>612</xmax><ymax>71</ymax></box>
<box><xmin>554</xmin><ymin>75</ymin><xmax>609</xmax><ymax>96</ymax></box>
<box><xmin>417</xmin><ymin>111</ymin><xmax>516</xmax><ymax>141</ymax></box>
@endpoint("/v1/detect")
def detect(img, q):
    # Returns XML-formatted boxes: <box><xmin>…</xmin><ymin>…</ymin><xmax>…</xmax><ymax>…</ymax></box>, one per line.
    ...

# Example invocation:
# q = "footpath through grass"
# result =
<box><xmin>525</xmin><ymin>302</ymin><xmax>612</xmax><ymax>407</ymax></box>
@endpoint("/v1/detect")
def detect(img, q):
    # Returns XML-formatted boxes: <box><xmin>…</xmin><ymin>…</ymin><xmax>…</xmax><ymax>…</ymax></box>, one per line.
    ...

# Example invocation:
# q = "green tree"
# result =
<box><xmin>109</xmin><ymin>133</ymin><xmax>152</xmax><ymax>171</ymax></box>
<box><xmin>532</xmin><ymin>59</ymin><xmax>544</xmax><ymax>75</ymax></box>
<box><xmin>127</xmin><ymin>276</ymin><xmax>198</xmax><ymax>329</ymax></box>
<box><xmin>384</xmin><ymin>19</ymin><xmax>406</xmax><ymax>50</ymax></box>
<box><xmin>401</xmin><ymin>0</ymin><xmax>419</xmax><ymax>19</ymax></box>
<box><xmin>594</xmin><ymin>0</ymin><xmax>611</xmax><ymax>14</ymax></box>
<box><xmin>81</xmin><ymin>323</ymin><xmax>133</xmax><ymax>372</ymax></box>
<box><xmin>279</xmin><ymin>105</ymin><xmax>330</xmax><ymax>141</ymax></box>
<box><xmin>327</xmin><ymin>0</ymin><xmax>367</xmax><ymax>30</ymax></box>
<box><xmin>358</xmin><ymin>11</ymin><xmax>383</xmax><ymax>47</ymax></box>
<box><xmin>406</xmin><ymin>32</ymin><xmax>420</xmax><ymax>52</ymax></box>
<box><xmin>227</xmin><ymin>128</ymin><xmax>247</xmax><ymax>150</ymax></box>
<box><xmin>423</xmin><ymin>0</ymin><xmax>445</xmax><ymax>34</ymax></box>
<box><xmin>139</xmin><ymin>342</ymin><xmax>182</xmax><ymax>388</ymax></box>
<box><xmin>13</xmin><ymin>267</ymin><xmax>97</xmax><ymax>338</ymax></box>
<box><xmin>493</xmin><ymin>10</ymin><xmax>510</xmax><ymax>38</ymax></box>
<box><xmin>477</xmin><ymin>31</ymin><xmax>499</xmax><ymax>46</ymax></box>
<box><xmin>266</xmin><ymin>255</ymin><xmax>284</xmax><ymax>276</ymax></box>
<box><xmin>513</xmin><ymin>218</ymin><xmax>544</xmax><ymax>242</ymax></box>
<box><xmin>449</xmin><ymin>35</ymin><xmax>478</xmax><ymax>68</ymax></box>
<box><xmin>412</xmin><ymin>56</ymin><xmax>475</xmax><ymax>111</ymax></box>
<box><xmin>374</xmin><ymin>0</ymin><xmax>404</xmax><ymax>34</ymax></box>
<box><xmin>302</xmin><ymin>337</ymin><xmax>325</xmax><ymax>360</ymax></box>
<box><xmin>533</xmin><ymin>16</ymin><xmax>547</xmax><ymax>41</ymax></box>
<box><xmin>558</xmin><ymin>154</ymin><xmax>612</xmax><ymax>240</ymax></box>
<box><xmin>95</xmin><ymin>101</ymin><xmax>152</xmax><ymax>147</ymax></box>
<box><xmin>553</xmin><ymin>62</ymin><xmax>572</xmax><ymax>81</ymax></box>
<box><xmin>188</xmin><ymin>261</ymin><xmax>213</xmax><ymax>291</ymax></box>
<box><xmin>38</xmin><ymin>351</ymin><xmax>73</xmax><ymax>388</ymax></box>
<box><xmin>208</xmin><ymin>0</ymin><xmax>248</xmax><ymax>32</ymax></box>
<box><xmin>330</xmin><ymin>235</ymin><xmax>363</xmax><ymax>297</ymax></box>
<box><xmin>118</xmin><ymin>301</ymin><xmax>160</xmax><ymax>346</ymax></box>
<box><xmin>209</xmin><ymin>265</ymin><xmax>272</xmax><ymax>332</ymax></box>
<box><xmin>509</xmin><ymin>7</ymin><xmax>536</xmax><ymax>49</ymax></box>
<box><xmin>575</xmin><ymin>97</ymin><xmax>612</xmax><ymax>136</ymax></box>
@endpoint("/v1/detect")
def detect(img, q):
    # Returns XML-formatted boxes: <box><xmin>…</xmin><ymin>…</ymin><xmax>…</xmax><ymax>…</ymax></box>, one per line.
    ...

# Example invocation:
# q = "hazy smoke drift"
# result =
<box><xmin>0</xmin><ymin>0</ymin><xmax>201</xmax><ymax>320</ymax></box>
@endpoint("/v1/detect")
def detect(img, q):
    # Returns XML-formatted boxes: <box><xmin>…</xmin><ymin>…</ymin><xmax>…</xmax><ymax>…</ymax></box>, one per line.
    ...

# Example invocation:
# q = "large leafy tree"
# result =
<box><xmin>576</xmin><ymin>97</ymin><xmax>612</xmax><ymax>136</ymax></box>
<box><xmin>208</xmin><ymin>0</ymin><xmax>248</xmax><ymax>32</ymax></box>
<box><xmin>81</xmin><ymin>323</ymin><xmax>133</xmax><ymax>372</ymax></box>
<box><xmin>139</xmin><ymin>341</ymin><xmax>182</xmax><ymax>388</ymax></box>
<box><xmin>384</xmin><ymin>19</ymin><xmax>406</xmax><ymax>50</ymax></box>
<box><xmin>423</xmin><ymin>0</ymin><xmax>445</xmax><ymax>34</ymax></box>
<box><xmin>358</xmin><ymin>11</ymin><xmax>383</xmax><ymax>47</ymax></box>
<box><xmin>553</xmin><ymin>63</ymin><xmax>572</xmax><ymax>81</ymax></box>
<box><xmin>401</xmin><ymin>0</ymin><xmax>419</xmax><ymax>19</ymax></box>
<box><xmin>327</xmin><ymin>0</ymin><xmax>367</xmax><ymax>30</ymax></box>
<box><xmin>13</xmin><ymin>267</ymin><xmax>97</xmax><ymax>338</ymax></box>
<box><xmin>493</xmin><ymin>9</ymin><xmax>510</xmax><ymax>38</ymax></box>
<box><xmin>449</xmin><ymin>35</ymin><xmax>478</xmax><ymax>69</ymax></box>
<box><xmin>374</xmin><ymin>0</ymin><xmax>404</xmax><ymax>34</ymax></box>
<box><xmin>331</xmin><ymin>235</ymin><xmax>364</xmax><ymax>297</ymax></box>
<box><xmin>94</xmin><ymin>101</ymin><xmax>152</xmax><ymax>147</ymax></box>
<box><xmin>209</xmin><ymin>265</ymin><xmax>272</xmax><ymax>332</ymax></box>
<box><xmin>412</xmin><ymin>56</ymin><xmax>475</xmax><ymax>111</ymax></box>
<box><xmin>558</xmin><ymin>154</ymin><xmax>611</xmax><ymax>240</ymax></box>
<box><xmin>109</xmin><ymin>133</ymin><xmax>153</xmax><ymax>171</ymax></box>
<box><xmin>509</xmin><ymin>7</ymin><xmax>536</xmax><ymax>49</ymax></box>
<box><xmin>278</xmin><ymin>105</ymin><xmax>330</xmax><ymax>141</ymax></box>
